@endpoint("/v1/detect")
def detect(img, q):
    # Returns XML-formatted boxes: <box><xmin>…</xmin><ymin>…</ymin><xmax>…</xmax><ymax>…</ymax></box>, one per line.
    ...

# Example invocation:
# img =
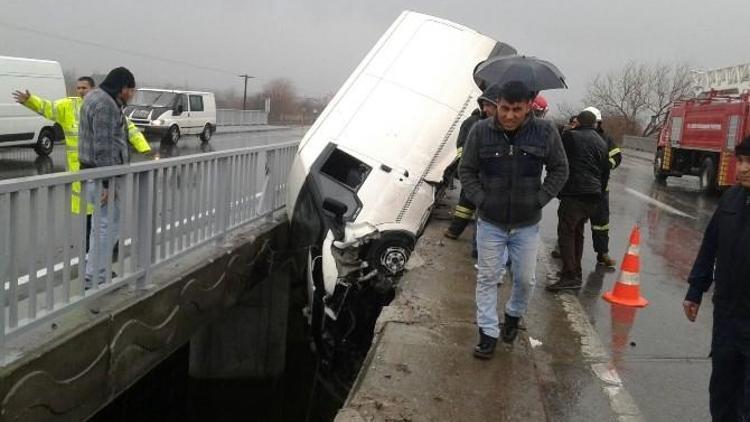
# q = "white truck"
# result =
<box><xmin>286</xmin><ymin>11</ymin><xmax>513</xmax><ymax>353</ymax></box>
<box><xmin>124</xmin><ymin>88</ymin><xmax>216</xmax><ymax>144</ymax></box>
<box><xmin>0</xmin><ymin>56</ymin><xmax>65</xmax><ymax>156</ymax></box>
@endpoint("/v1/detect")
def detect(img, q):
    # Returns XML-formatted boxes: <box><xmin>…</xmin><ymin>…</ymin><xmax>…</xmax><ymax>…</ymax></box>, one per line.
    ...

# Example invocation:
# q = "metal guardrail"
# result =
<box><xmin>622</xmin><ymin>135</ymin><xmax>657</xmax><ymax>154</ymax></box>
<box><xmin>216</xmin><ymin>109</ymin><xmax>269</xmax><ymax>126</ymax></box>
<box><xmin>0</xmin><ymin>141</ymin><xmax>298</xmax><ymax>350</ymax></box>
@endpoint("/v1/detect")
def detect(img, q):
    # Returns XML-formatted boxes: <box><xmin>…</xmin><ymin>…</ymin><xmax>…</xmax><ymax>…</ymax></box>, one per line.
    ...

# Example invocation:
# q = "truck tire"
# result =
<box><xmin>165</xmin><ymin>125</ymin><xmax>180</xmax><ymax>145</ymax></box>
<box><xmin>200</xmin><ymin>124</ymin><xmax>212</xmax><ymax>143</ymax></box>
<box><xmin>366</xmin><ymin>232</ymin><xmax>414</xmax><ymax>276</ymax></box>
<box><xmin>699</xmin><ymin>157</ymin><xmax>718</xmax><ymax>194</ymax></box>
<box><xmin>33</xmin><ymin>127</ymin><xmax>55</xmax><ymax>156</ymax></box>
<box><xmin>653</xmin><ymin>149</ymin><xmax>668</xmax><ymax>184</ymax></box>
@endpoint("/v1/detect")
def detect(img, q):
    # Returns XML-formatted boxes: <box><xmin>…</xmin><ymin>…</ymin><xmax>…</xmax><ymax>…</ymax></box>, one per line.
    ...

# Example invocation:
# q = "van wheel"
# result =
<box><xmin>200</xmin><ymin>124</ymin><xmax>212</xmax><ymax>143</ymax></box>
<box><xmin>699</xmin><ymin>157</ymin><xmax>718</xmax><ymax>194</ymax></box>
<box><xmin>33</xmin><ymin>128</ymin><xmax>55</xmax><ymax>156</ymax></box>
<box><xmin>165</xmin><ymin>125</ymin><xmax>180</xmax><ymax>145</ymax></box>
<box><xmin>366</xmin><ymin>232</ymin><xmax>414</xmax><ymax>276</ymax></box>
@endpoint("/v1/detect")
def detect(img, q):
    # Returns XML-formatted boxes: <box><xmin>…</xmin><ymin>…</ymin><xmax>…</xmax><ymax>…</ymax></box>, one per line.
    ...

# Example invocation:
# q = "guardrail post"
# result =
<box><xmin>215</xmin><ymin>156</ymin><xmax>231</xmax><ymax>243</ymax></box>
<box><xmin>135</xmin><ymin>171</ymin><xmax>154</xmax><ymax>288</ymax></box>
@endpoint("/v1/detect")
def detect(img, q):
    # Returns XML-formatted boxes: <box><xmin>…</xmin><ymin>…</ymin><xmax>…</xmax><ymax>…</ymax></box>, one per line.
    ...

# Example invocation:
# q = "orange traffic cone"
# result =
<box><xmin>603</xmin><ymin>225</ymin><xmax>649</xmax><ymax>307</ymax></box>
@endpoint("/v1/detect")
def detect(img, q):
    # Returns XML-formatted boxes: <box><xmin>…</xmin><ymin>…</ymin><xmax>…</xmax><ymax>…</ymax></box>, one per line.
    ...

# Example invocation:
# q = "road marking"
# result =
<box><xmin>625</xmin><ymin>188</ymin><xmax>696</xmax><ymax>219</ymax></box>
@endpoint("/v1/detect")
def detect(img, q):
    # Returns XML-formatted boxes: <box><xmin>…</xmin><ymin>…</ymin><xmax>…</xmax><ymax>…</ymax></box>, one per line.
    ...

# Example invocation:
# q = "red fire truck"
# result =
<box><xmin>654</xmin><ymin>91</ymin><xmax>750</xmax><ymax>193</ymax></box>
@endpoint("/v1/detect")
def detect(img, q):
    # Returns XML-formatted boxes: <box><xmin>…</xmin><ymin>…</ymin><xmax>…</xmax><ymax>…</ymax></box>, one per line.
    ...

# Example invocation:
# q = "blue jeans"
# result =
<box><xmin>84</xmin><ymin>180</ymin><xmax>120</xmax><ymax>287</ymax></box>
<box><xmin>476</xmin><ymin>218</ymin><xmax>539</xmax><ymax>338</ymax></box>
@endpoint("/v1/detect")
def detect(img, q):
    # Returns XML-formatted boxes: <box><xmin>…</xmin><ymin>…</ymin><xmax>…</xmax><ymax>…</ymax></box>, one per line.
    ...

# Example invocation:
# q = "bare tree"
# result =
<box><xmin>262</xmin><ymin>78</ymin><xmax>298</xmax><ymax>123</ymax></box>
<box><xmin>641</xmin><ymin>62</ymin><xmax>693</xmax><ymax>137</ymax></box>
<box><xmin>584</xmin><ymin>61</ymin><xmax>693</xmax><ymax>139</ymax></box>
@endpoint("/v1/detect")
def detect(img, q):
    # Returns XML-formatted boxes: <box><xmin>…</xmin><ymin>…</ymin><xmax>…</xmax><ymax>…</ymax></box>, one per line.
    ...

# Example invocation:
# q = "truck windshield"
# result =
<box><xmin>132</xmin><ymin>91</ymin><xmax>177</xmax><ymax>107</ymax></box>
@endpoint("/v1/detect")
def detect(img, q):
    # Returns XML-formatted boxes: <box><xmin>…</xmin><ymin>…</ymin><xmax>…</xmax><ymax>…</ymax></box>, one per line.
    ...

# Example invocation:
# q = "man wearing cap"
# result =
<box><xmin>445</xmin><ymin>84</ymin><xmax>501</xmax><ymax>243</ymax></box>
<box><xmin>460</xmin><ymin>81</ymin><xmax>568</xmax><ymax>358</ymax></box>
<box><xmin>546</xmin><ymin>110</ymin><xmax>609</xmax><ymax>291</ymax></box>
<box><xmin>78</xmin><ymin>67</ymin><xmax>137</xmax><ymax>289</ymax></box>
<box><xmin>683</xmin><ymin>136</ymin><xmax>750</xmax><ymax>421</ymax></box>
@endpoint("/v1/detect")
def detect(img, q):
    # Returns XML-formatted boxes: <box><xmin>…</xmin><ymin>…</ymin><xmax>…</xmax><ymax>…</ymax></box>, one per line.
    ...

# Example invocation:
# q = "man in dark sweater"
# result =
<box><xmin>547</xmin><ymin>110</ymin><xmax>609</xmax><ymax>291</ymax></box>
<box><xmin>683</xmin><ymin>136</ymin><xmax>750</xmax><ymax>421</ymax></box>
<box><xmin>460</xmin><ymin>81</ymin><xmax>568</xmax><ymax>358</ymax></box>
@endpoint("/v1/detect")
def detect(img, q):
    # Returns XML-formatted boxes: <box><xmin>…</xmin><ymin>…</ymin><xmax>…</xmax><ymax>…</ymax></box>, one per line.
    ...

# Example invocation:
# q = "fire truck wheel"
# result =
<box><xmin>699</xmin><ymin>157</ymin><xmax>718</xmax><ymax>194</ymax></box>
<box><xmin>653</xmin><ymin>149</ymin><xmax>668</xmax><ymax>184</ymax></box>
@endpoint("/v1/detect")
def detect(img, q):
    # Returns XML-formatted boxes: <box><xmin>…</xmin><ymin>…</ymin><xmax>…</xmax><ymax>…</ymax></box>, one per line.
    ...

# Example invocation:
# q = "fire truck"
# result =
<box><xmin>654</xmin><ymin>63</ymin><xmax>750</xmax><ymax>192</ymax></box>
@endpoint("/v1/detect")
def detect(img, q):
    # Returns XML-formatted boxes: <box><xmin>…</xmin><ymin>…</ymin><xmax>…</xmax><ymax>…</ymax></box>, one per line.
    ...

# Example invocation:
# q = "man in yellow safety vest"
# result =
<box><xmin>13</xmin><ymin>76</ymin><xmax>155</xmax><ymax>249</ymax></box>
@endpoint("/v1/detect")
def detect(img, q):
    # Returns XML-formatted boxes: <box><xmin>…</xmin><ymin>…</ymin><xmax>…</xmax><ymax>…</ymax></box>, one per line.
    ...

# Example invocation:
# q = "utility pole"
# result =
<box><xmin>238</xmin><ymin>74</ymin><xmax>255</xmax><ymax>110</ymax></box>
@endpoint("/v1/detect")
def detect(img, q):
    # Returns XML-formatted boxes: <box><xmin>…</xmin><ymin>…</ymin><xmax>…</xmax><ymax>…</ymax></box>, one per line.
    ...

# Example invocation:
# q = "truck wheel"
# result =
<box><xmin>33</xmin><ymin>127</ymin><xmax>55</xmax><ymax>156</ymax></box>
<box><xmin>200</xmin><ymin>124</ymin><xmax>212</xmax><ymax>143</ymax></box>
<box><xmin>165</xmin><ymin>125</ymin><xmax>180</xmax><ymax>145</ymax></box>
<box><xmin>699</xmin><ymin>157</ymin><xmax>718</xmax><ymax>194</ymax></box>
<box><xmin>653</xmin><ymin>149</ymin><xmax>668</xmax><ymax>184</ymax></box>
<box><xmin>366</xmin><ymin>232</ymin><xmax>414</xmax><ymax>276</ymax></box>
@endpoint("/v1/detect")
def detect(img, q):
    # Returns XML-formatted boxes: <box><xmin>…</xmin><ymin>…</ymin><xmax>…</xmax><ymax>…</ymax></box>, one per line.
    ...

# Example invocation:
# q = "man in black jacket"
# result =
<box><xmin>445</xmin><ymin>84</ymin><xmax>501</xmax><ymax>241</ymax></box>
<box><xmin>683</xmin><ymin>136</ymin><xmax>750</xmax><ymax>421</ymax></box>
<box><xmin>546</xmin><ymin>110</ymin><xmax>609</xmax><ymax>291</ymax></box>
<box><xmin>460</xmin><ymin>81</ymin><xmax>568</xmax><ymax>358</ymax></box>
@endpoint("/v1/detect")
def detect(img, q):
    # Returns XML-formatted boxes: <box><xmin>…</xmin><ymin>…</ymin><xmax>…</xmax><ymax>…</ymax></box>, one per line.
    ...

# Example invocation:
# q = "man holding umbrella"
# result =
<box><xmin>460</xmin><ymin>79</ymin><xmax>568</xmax><ymax>358</ymax></box>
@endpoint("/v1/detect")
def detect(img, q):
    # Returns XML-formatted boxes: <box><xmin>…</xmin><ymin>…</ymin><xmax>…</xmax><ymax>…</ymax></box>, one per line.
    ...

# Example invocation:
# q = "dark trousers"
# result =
<box><xmin>590</xmin><ymin>191</ymin><xmax>610</xmax><ymax>255</ymax></box>
<box><xmin>447</xmin><ymin>189</ymin><xmax>475</xmax><ymax>236</ymax></box>
<box><xmin>710</xmin><ymin>317</ymin><xmax>750</xmax><ymax>421</ymax></box>
<box><xmin>558</xmin><ymin>197</ymin><xmax>599</xmax><ymax>276</ymax></box>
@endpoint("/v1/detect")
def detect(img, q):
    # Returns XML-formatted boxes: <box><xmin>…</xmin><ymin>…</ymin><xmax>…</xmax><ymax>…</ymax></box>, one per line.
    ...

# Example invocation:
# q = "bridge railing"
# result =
<box><xmin>0</xmin><ymin>141</ymin><xmax>298</xmax><ymax>352</ymax></box>
<box><xmin>216</xmin><ymin>109</ymin><xmax>269</xmax><ymax>126</ymax></box>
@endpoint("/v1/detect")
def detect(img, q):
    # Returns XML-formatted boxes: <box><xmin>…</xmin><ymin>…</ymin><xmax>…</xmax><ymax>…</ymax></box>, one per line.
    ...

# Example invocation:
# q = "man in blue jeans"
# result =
<box><xmin>460</xmin><ymin>81</ymin><xmax>568</xmax><ymax>359</ymax></box>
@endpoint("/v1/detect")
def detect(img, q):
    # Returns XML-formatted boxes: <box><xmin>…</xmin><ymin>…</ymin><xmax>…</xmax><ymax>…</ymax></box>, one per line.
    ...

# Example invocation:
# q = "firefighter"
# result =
<box><xmin>444</xmin><ymin>84</ymin><xmax>501</xmax><ymax>241</ymax></box>
<box><xmin>13</xmin><ymin>76</ymin><xmax>154</xmax><ymax>249</ymax></box>
<box><xmin>582</xmin><ymin>106</ymin><xmax>622</xmax><ymax>268</ymax></box>
<box><xmin>531</xmin><ymin>94</ymin><xmax>549</xmax><ymax>118</ymax></box>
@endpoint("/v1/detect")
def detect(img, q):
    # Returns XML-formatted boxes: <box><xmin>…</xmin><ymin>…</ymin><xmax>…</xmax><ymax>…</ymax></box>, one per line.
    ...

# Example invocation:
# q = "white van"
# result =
<box><xmin>124</xmin><ymin>88</ymin><xmax>216</xmax><ymax>144</ymax></box>
<box><xmin>286</xmin><ymin>11</ymin><xmax>512</xmax><ymax>336</ymax></box>
<box><xmin>0</xmin><ymin>56</ymin><xmax>65</xmax><ymax>156</ymax></box>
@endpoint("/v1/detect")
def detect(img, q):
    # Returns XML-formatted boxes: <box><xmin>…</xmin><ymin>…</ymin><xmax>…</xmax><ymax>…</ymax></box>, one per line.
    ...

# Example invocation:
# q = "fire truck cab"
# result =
<box><xmin>655</xmin><ymin>91</ymin><xmax>750</xmax><ymax>193</ymax></box>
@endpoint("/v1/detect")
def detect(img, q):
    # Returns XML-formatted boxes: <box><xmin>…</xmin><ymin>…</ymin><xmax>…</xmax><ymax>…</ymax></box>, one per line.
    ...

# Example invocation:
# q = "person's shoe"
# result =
<box><xmin>596</xmin><ymin>254</ymin><xmax>617</xmax><ymax>269</ymax></box>
<box><xmin>501</xmin><ymin>313</ymin><xmax>521</xmax><ymax>344</ymax></box>
<box><xmin>443</xmin><ymin>229</ymin><xmax>459</xmax><ymax>239</ymax></box>
<box><xmin>473</xmin><ymin>329</ymin><xmax>497</xmax><ymax>359</ymax></box>
<box><xmin>551</xmin><ymin>247</ymin><xmax>561</xmax><ymax>259</ymax></box>
<box><xmin>546</xmin><ymin>274</ymin><xmax>583</xmax><ymax>292</ymax></box>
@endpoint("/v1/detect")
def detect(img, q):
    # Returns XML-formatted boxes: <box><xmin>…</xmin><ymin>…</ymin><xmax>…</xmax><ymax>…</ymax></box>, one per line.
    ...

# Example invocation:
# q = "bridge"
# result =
<box><xmin>0</xmin><ymin>141</ymin><xmax>298</xmax><ymax>421</ymax></box>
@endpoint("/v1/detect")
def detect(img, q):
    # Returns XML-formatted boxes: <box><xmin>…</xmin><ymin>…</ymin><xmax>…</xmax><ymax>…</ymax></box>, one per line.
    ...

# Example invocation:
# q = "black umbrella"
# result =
<box><xmin>473</xmin><ymin>55</ymin><xmax>568</xmax><ymax>92</ymax></box>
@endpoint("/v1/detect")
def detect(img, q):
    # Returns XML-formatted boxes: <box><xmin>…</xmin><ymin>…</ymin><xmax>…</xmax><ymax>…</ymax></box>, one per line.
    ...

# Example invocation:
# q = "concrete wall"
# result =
<box><xmin>622</xmin><ymin>135</ymin><xmax>658</xmax><ymax>154</ymax></box>
<box><xmin>0</xmin><ymin>219</ymin><xmax>292</xmax><ymax>422</ymax></box>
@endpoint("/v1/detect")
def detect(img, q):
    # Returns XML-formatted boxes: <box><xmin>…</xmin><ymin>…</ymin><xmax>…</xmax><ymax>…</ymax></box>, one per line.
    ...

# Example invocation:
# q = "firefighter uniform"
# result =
<box><xmin>590</xmin><ymin>133</ymin><xmax>622</xmax><ymax>260</ymax></box>
<box><xmin>23</xmin><ymin>95</ymin><xmax>151</xmax><ymax>214</ymax></box>
<box><xmin>445</xmin><ymin>109</ymin><xmax>482</xmax><ymax>238</ymax></box>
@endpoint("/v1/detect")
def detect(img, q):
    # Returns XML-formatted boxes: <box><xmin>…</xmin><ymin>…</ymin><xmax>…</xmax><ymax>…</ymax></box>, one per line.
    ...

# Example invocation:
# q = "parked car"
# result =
<box><xmin>0</xmin><ymin>55</ymin><xmax>65</xmax><ymax>156</ymax></box>
<box><xmin>124</xmin><ymin>88</ymin><xmax>216</xmax><ymax>144</ymax></box>
<box><xmin>286</xmin><ymin>11</ymin><xmax>511</xmax><ymax>353</ymax></box>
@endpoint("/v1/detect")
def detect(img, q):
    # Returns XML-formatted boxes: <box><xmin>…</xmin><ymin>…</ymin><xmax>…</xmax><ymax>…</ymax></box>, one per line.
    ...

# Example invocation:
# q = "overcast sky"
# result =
<box><xmin>2</xmin><ymin>0</ymin><xmax>749</xmax><ymax>111</ymax></box>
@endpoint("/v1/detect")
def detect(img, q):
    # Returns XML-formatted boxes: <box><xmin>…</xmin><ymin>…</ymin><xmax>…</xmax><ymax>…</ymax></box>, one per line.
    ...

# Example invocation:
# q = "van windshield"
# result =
<box><xmin>132</xmin><ymin>91</ymin><xmax>177</xmax><ymax>107</ymax></box>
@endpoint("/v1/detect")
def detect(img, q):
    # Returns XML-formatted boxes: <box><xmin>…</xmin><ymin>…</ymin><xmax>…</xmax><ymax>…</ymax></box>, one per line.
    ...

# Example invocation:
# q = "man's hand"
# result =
<box><xmin>683</xmin><ymin>300</ymin><xmax>700</xmax><ymax>322</ymax></box>
<box><xmin>12</xmin><ymin>90</ymin><xmax>30</xmax><ymax>104</ymax></box>
<box><xmin>100</xmin><ymin>189</ymin><xmax>109</xmax><ymax>206</ymax></box>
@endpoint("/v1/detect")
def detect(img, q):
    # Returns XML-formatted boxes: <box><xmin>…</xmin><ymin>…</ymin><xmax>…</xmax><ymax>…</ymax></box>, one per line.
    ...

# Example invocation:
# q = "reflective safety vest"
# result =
<box><xmin>24</xmin><ymin>95</ymin><xmax>151</xmax><ymax>214</ymax></box>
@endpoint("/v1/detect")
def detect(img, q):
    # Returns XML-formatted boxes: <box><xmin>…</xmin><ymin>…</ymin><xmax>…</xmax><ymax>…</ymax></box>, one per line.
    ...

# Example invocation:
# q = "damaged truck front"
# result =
<box><xmin>286</xmin><ymin>10</ymin><xmax>513</xmax><ymax>357</ymax></box>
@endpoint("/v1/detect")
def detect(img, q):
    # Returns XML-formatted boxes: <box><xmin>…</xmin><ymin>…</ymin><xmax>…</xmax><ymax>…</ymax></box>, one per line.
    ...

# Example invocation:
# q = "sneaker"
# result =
<box><xmin>596</xmin><ymin>254</ymin><xmax>617</xmax><ymax>269</ymax></box>
<box><xmin>501</xmin><ymin>313</ymin><xmax>520</xmax><ymax>344</ymax></box>
<box><xmin>546</xmin><ymin>275</ymin><xmax>583</xmax><ymax>292</ymax></box>
<box><xmin>473</xmin><ymin>329</ymin><xmax>497</xmax><ymax>359</ymax></box>
<box><xmin>443</xmin><ymin>229</ymin><xmax>459</xmax><ymax>239</ymax></box>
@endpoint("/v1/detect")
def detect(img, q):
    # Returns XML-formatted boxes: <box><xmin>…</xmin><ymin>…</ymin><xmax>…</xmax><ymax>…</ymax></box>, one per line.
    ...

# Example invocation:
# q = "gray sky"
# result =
<box><xmin>2</xmin><ymin>0</ymin><xmax>749</xmax><ymax>111</ymax></box>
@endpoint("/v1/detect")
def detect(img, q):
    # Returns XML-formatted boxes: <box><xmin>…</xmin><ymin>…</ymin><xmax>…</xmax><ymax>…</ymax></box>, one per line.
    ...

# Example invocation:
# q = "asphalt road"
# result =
<box><xmin>538</xmin><ymin>151</ymin><xmax>716</xmax><ymax>422</ymax></box>
<box><xmin>0</xmin><ymin>126</ymin><xmax>306</xmax><ymax>181</ymax></box>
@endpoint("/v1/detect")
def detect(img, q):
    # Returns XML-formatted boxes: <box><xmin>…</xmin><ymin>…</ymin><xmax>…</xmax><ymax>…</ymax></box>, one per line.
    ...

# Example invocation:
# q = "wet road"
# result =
<box><xmin>539</xmin><ymin>152</ymin><xmax>716</xmax><ymax>422</ymax></box>
<box><xmin>0</xmin><ymin>126</ymin><xmax>307</xmax><ymax>181</ymax></box>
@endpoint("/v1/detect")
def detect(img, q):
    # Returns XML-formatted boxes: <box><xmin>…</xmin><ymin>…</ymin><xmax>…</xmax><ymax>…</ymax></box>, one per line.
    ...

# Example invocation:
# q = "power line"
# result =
<box><xmin>0</xmin><ymin>20</ymin><xmax>263</xmax><ymax>80</ymax></box>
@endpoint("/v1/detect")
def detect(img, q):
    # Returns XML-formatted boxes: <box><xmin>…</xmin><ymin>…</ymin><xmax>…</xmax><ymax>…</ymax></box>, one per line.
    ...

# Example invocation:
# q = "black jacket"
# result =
<box><xmin>598</xmin><ymin>128</ymin><xmax>622</xmax><ymax>170</ymax></box>
<box><xmin>459</xmin><ymin>115</ymin><xmax>569</xmax><ymax>228</ymax></box>
<box><xmin>456</xmin><ymin>109</ymin><xmax>482</xmax><ymax>151</ymax></box>
<box><xmin>686</xmin><ymin>185</ymin><xmax>750</xmax><ymax>319</ymax></box>
<box><xmin>559</xmin><ymin>126</ymin><xmax>610</xmax><ymax>199</ymax></box>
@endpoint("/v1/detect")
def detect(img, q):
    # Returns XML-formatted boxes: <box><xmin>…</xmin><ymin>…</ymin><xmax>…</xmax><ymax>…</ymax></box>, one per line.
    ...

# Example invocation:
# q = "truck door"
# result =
<box><xmin>189</xmin><ymin>94</ymin><xmax>206</xmax><ymax>132</ymax></box>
